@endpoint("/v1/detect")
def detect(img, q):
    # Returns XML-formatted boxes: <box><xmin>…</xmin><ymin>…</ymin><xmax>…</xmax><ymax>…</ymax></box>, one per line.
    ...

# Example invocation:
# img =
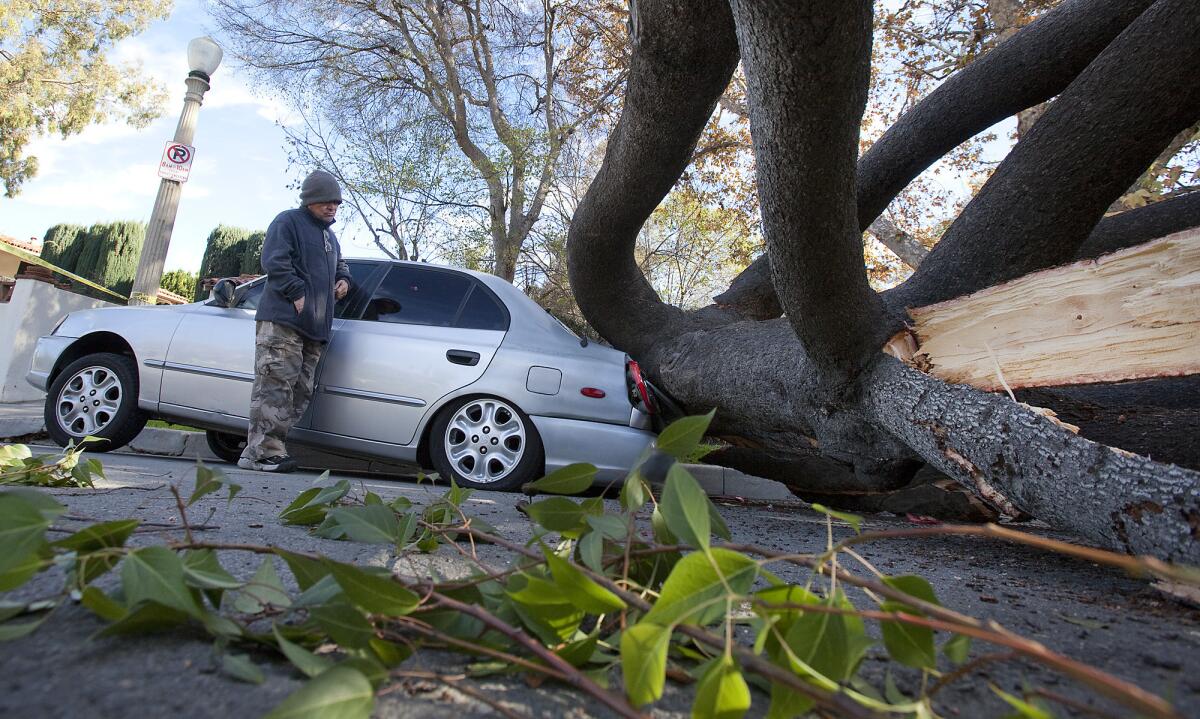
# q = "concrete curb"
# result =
<box><xmin>682</xmin><ymin>463</ymin><xmax>795</xmax><ymax>501</ymax></box>
<box><xmin>123</xmin><ymin>427</ymin><xmax>217</xmax><ymax>461</ymax></box>
<box><xmin>0</xmin><ymin>401</ymin><xmax>45</xmax><ymax>440</ymax></box>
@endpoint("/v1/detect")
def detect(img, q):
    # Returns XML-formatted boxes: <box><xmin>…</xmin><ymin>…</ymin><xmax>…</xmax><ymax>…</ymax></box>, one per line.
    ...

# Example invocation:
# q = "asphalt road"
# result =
<box><xmin>1</xmin><ymin>448</ymin><xmax>1198</xmax><ymax>718</ymax></box>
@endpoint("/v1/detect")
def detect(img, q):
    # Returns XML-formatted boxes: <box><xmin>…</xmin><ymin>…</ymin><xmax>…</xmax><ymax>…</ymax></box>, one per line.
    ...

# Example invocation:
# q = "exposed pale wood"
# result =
<box><xmin>903</xmin><ymin>228</ymin><xmax>1200</xmax><ymax>391</ymax></box>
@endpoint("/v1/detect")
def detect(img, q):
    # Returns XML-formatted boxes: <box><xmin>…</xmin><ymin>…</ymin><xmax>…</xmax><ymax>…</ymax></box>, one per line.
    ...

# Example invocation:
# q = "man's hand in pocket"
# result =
<box><xmin>294</xmin><ymin>297</ymin><xmax>305</xmax><ymax>313</ymax></box>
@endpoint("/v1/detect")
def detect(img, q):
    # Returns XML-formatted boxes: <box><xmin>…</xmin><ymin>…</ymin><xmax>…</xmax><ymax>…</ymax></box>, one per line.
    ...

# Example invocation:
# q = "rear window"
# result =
<box><xmin>456</xmin><ymin>285</ymin><xmax>508</xmax><ymax>331</ymax></box>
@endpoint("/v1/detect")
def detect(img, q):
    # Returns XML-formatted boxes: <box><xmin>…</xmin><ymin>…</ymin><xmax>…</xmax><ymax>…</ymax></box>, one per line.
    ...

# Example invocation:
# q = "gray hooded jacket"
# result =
<box><xmin>255</xmin><ymin>207</ymin><xmax>351</xmax><ymax>342</ymax></box>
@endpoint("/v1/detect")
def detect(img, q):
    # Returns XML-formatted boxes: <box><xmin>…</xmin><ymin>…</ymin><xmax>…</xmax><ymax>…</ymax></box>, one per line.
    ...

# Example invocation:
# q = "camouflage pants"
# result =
<box><xmin>241</xmin><ymin>321</ymin><xmax>324</xmax><ymax>461</ymax></box>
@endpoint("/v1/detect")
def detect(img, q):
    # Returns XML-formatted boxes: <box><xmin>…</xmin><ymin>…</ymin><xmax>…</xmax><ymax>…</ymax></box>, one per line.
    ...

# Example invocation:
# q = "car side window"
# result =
<box><xmin>360</xmin><ymin>266</ymin><xmax>472</xmax><ymax>327</ymax></box>
<box><xmin>234</xmin><ymin>281</ymin><xmax>265</xmax><ymax>310</ymax></box>
<box><xmin>335</xmin><ymin>261</ymin><xmax>383</xmax><ymax>319</ymax></box>
<box><xmin>455</xmin><ymin>285</ymin><xmax>509</xmax><ymax>331</ymax></box>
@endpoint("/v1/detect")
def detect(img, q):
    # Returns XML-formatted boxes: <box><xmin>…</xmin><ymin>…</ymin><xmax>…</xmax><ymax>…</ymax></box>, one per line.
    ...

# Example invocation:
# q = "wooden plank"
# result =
<box><xmin>899</xmin><ymin>227</ymin><xmax>1200</xmax><ymax>391</ymax></box>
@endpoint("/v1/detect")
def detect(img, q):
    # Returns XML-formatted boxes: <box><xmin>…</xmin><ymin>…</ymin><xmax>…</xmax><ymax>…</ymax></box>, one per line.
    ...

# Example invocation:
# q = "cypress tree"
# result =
<box><xmin>160</xmin><ymin>270</ymin><xmax>198</xmax><ymax>300</ymax></box>
<box><xmin>53</xmin><ymin>224</ymin><xmax>95</xmax><ymax>272</ymax></box>
<box><xmin>195</xmin><ymin>225</ymin><xmax>251</xmax><ymax>299</ymax></box>
<box><xmin>240</xmin><ymin>230</ymin><xmax>266</xmax><ymax>275</ymax></box>
<box><xmin>73</xmin><ymin>221</ymin><xmax>145</xmax><ymax>295</ymax></box>
<box><xmin>40</xmin><ymin>224</ymin><xmax>86</xmax><ymax>268</ymax></box>
<box><xmin>97</xmin><ymin>221</ymin><xmax>145</xmax><ymax>296</ymax></box>
<box><xmin>72</xmin><ymin>224</ymin><xmax>107</xmax><ymax>280</ymax></box>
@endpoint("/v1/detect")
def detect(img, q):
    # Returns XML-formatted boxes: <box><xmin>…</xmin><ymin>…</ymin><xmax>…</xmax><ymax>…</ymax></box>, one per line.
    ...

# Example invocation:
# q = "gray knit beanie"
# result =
<box><xmin>298</xmin><ymin>170</ymin><xmax>343</xmax><ymax>206</ymax></box>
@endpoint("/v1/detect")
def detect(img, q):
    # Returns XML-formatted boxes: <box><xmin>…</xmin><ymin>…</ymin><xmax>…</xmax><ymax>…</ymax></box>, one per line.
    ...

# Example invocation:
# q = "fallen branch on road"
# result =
<box><xmin>0</xmin><ymin>416</ymin><xmax>1193</xmax><ymax>718</ymax></box>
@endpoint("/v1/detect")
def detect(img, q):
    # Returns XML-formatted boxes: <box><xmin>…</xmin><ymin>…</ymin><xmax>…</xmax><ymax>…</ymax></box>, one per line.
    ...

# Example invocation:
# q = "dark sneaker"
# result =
<box><xmin>237</xmin><ymin>455</ymin><xmax>297</xmax><ymax>473</ymax></box>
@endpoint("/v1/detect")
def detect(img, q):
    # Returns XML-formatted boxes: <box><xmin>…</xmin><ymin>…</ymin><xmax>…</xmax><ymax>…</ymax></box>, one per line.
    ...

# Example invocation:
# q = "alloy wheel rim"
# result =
<box><xmin>444</xmin><ymin>398</ymin><xmax>526</xmax><ymax>484</ymax></box>
<box><xmin>56</xmin><ymin>366</ymin><xmax>123</xmax><ymax>437</ymax></box>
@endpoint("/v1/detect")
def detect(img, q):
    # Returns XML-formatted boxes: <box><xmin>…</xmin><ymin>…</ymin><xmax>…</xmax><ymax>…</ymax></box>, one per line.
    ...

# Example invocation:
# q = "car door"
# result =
<box><xmin>158</xmin><ymin>261</ymin><xmax>381</xmax><ymax>424</ymax></box>
<box><xmin>157</xmin><ymin>281</ymin><xmax>262</xmax><ymax>422</ymax></box>
<box><xmin>309</xmin><ymin>264</ymin><xmax>509</xmax><ymax>446</ymax></box>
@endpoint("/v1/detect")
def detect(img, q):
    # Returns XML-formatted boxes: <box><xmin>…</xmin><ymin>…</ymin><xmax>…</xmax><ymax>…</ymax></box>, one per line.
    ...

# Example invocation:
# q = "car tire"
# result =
<box><xmin>44</xmin><ymin>352</ymin><xmax>148</xmax><ymax>452</ymax></box>
<box><xmin>429</xmin><ymin>396</ymin><xmax>543</xmax><ymax>492</ymax></box>
<box><xmin>205</xmin><ymin>430</ymin><xmax>247</xmax><ymax>464</ymax></box>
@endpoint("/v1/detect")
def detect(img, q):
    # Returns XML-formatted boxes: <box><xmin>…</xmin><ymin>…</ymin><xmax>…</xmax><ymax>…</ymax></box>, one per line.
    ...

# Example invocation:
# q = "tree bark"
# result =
<box><xmin>1017</xmin><ymin>388</ymin><xmax>1200</xmax><ymax>470</ymax></box>
<box><xmin>728</xmin><ymin>0</ymin><xmax>884</xmax><ymax>387</ymax></box>
<box><xmin>1080</xmin><ymin>191</ymin><xmax>1200</xmax><ymax>260</ymax></box>
<box><xmin>711</xmin><ymin>254</ymin><xmax>782</xmax><ymax>319</ymax></box>
<box><xmin>867</xmin><ymin>216</ymin><xmax>927</xmax><ymax>269</ymax></box>
<box><xmin>862</xmin><ymin>358</ymin><xmax>1200</xmax><ymax>563</ymax></box>
<box><xmin>567</xmin><ymin>0</ymin><xmax>739</xmax><ymax>358</ymax></box>
<box><xmin>891</xmin><ymin>0</ymin><xmax>1200</xmax><ymax>310</ymax></box>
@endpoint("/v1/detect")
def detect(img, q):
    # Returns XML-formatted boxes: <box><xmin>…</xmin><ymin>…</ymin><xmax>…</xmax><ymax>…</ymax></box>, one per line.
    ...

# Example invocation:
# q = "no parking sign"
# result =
<box><xmin>158</xmin><ymin>142</ymin><xmax>195</xmax><ymax>182</ymax></box>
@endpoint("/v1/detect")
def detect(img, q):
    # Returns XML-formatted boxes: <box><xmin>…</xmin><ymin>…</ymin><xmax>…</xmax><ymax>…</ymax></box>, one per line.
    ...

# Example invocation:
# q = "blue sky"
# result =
<box><xmin>1</xmin><ymin>0</ymin><xmax>381</xmax><ymax>274</ymax></box>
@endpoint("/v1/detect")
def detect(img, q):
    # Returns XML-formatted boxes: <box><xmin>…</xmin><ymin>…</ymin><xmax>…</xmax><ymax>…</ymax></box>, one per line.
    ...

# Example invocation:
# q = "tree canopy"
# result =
<box><xmin>0</xmin><ymin>0</ymin><xmax>171</xmax><ymax>197</ymax></box>
<box><xmin>213</xmin><ymin>0</ymin><xmax>627</xmax><ymax>281</ymax></box>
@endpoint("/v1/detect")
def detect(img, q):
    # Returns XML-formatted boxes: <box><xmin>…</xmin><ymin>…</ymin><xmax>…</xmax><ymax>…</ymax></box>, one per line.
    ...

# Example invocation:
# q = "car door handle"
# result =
<box><xmin>446</xmin><ymin>350</ymin><xmax>480</xmax><ymax>366</ymax></box>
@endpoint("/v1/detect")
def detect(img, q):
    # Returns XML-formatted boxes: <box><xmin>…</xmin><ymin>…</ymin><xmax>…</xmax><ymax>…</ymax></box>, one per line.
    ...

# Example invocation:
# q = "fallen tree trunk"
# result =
<box><xmin>1016</xmin><ymin>388</ymin><xmax>1200</xmax><ymax>470</ymax></box>
<box><xmin>862</xmin><ymin>357</ymin><xmax>1200</xmax><ymax>563</ymax></box>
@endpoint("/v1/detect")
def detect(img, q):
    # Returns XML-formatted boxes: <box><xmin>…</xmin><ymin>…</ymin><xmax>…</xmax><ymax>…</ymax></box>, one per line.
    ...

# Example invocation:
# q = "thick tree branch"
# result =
<box><xmin>1079</xmin><ymin>191</ymin><xmax>1200</xmax><ymax>260</ymax></box>
<box><xmin>1017</xmin><ymin>389</ymin><xmax>1200</xmax><ymax>471</ymax></box>
<box><xmin>859</xmin><ymin>0</ymin><xmax>1155</xmax><ymax>230</ymax></box>
<box><xmin>867</xmin><ymin>216</ymin><xmax>927</xmax><ymax>269</ymax></box>
<box><xmin>566</xmin><ymin>0</ymin><xmax>739</xmax><ymax>357</ymax></box>
<box><xmin>728</xmin><ymin>0</ymin><xmax>884</xmax><ymax>385</ymax></box>
<box><xmin>715</xmin><ymin>0</ymin><xmax>1156</xmax><ymax>319</ymax></box>
<box><xmin>892</xmin><ymin>0</ymin><xmax>1200</xmax><ymax>309</ymax></box>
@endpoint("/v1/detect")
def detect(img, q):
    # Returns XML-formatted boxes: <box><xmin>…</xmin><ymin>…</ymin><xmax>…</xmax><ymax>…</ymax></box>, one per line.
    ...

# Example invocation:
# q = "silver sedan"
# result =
<box><xmin>27</xmin><ymin>259</ymin><xmax>659</xmax><ymax>490</ymax></box>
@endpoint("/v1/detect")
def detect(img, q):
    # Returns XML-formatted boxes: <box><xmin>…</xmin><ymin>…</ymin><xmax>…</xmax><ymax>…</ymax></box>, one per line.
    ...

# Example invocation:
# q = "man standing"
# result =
<box><xmin>238</xmin><ymin>170</ymin><xmax>351</xmax><ymax>472</ymax></box>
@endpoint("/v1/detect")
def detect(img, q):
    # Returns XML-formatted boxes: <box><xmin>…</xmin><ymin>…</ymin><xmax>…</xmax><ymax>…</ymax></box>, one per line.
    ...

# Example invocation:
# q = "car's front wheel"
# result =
<box><xmin>44</xmin><ymin>353</ymin><xmax>147</xmax><ymax>451</ymax></box>
<box><xmin>205</xmin><ymin>430</ymin><xmax>247</xmax><ymax>464</ymax></box>
<box><xmin>429</xmin><ymin>396</ymin><xmax>543</xmax><ymax>491</ymax></box>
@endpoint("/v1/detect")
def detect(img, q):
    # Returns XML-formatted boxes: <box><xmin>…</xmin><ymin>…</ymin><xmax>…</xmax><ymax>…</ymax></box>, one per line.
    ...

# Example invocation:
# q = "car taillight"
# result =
<box><xmin>626</xmin><ymin>358</ymin><xmax>657</xmax><ymax>414</ymax></box>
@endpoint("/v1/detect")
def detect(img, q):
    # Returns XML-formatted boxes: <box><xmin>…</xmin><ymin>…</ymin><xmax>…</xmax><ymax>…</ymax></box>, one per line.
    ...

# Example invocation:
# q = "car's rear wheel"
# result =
<box><xmin>429</xmin><ymin>397</ymin><xmax>543</xmax><ymax>491</ymax></box>
<box><xmin>45</xmin><ymin>353</ymin><xmax>147</xmax><ymax>452</ymax></box>
<box><xmin>205</xmin><ymin>430</ymin><xmax>247</xmax><ymax>464</ymax></box>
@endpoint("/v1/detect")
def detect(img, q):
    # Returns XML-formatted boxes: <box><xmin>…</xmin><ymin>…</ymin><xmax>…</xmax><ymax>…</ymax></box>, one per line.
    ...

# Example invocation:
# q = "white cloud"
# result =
<box><xmin>111</xmin><ymin>33</ymin><xmax>303</xmax><ymax>127</ymax></box>
<box><xmin>17</xmin><ymin>161</ymin><xmax>168</xmax><ymax>212</ymax></box>
<box><xmin>207</xmin><ymin>73</ymin><xmax>303</xmax><ymax>126</ymax></box>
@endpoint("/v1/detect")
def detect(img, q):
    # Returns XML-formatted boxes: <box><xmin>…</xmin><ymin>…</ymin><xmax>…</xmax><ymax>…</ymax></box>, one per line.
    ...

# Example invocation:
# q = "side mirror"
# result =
<box><xmin>210</xmin><ymin>278</ymin><xmax>236</xmax><ymax>308</ymax></box>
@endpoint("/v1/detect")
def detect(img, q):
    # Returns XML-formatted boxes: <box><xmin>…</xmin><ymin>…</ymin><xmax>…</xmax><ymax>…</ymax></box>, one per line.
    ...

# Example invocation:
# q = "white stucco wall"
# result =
<box><xmin>0</xmin><ymin>280</ymin><xmax>116</xmax><ymax>403</ymax></box>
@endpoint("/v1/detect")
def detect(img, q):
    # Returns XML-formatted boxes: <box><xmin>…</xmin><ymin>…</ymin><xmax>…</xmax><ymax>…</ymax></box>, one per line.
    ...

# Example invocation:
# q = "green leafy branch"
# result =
<box><xmin>0</xmin><ymin>415</ymin><xmax>1192</xmax><ymax>719</ymax></box>
<box><xmin>0</xmin><ymin>441</ymin><xmax>105</xmax><ymax>488</ymax></box>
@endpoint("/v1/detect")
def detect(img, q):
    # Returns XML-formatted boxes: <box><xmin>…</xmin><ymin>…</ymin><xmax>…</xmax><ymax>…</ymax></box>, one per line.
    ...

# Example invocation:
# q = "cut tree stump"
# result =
<box><xmin>896</xmin><ymin>228</ymin><xmax>1200</xmax><ymax>391</ymax></box>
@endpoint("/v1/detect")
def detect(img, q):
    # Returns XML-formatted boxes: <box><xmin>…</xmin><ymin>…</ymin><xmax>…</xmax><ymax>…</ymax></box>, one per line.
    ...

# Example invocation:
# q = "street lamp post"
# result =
<box><xmin>128</xmin><ymin>36</ymin><xmax>223</xmax><ymax>306</ymax></box>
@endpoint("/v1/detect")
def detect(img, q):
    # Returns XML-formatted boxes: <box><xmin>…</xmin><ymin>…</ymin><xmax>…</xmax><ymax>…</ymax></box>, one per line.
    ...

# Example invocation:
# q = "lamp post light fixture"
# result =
<box><xmin>128</xmin><ymin>36</ymin><xmax>223</xmax><ymax>306</ymax></box>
